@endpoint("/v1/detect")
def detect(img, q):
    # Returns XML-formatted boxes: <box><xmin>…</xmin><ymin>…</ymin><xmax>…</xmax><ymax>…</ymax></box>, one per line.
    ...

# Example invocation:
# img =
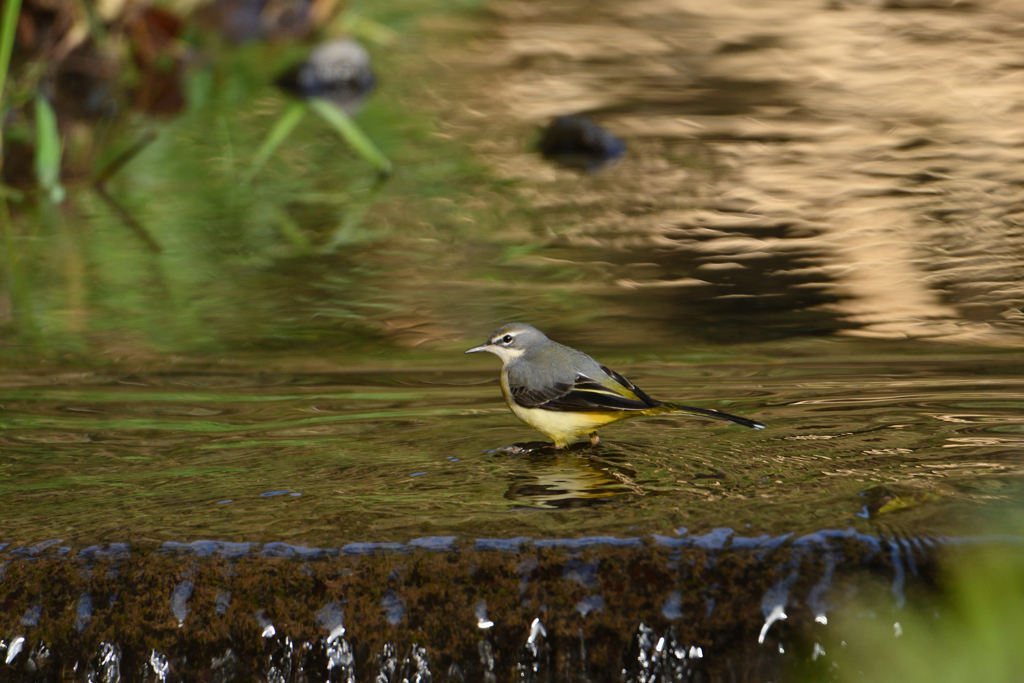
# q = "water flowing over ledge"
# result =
<box><xmin>1</xmin><ymin>529</ymin><xmax>1012</xmax><ymax>682</ymax></box>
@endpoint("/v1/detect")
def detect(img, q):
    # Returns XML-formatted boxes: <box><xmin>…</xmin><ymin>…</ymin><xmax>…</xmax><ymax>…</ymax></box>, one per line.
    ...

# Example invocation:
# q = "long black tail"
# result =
<box><xmin>660</xmin><ymin>403</ymin><xmax>766</xmax><ymax>430</ymax></box>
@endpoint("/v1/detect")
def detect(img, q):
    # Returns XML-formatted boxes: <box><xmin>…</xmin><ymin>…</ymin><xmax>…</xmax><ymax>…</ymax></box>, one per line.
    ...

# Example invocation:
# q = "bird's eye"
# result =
<box><xmin>502</xmin><ymin>335</ymin><xmax>513</xmax><ymax>344</ymax></box>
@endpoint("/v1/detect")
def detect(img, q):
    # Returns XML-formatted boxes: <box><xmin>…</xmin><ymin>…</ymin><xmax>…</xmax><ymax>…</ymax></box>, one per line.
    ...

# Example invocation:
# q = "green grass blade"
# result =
<box><xmin>243</xmin><ymin>100</ymin><xmax>308</xmax><ymax>184</ymax></box>
<box><xmin>34</xmin><ymin>94</ymin><xmax>65</xmax><ymax>203</ymax></box>
<box><xmin>334</xmin><ymin>11</ymin><xmax>399</xmax><ymax>47</ymax></box>
<box><xmin>322</xmin><ymin>176</ymin><xmax>389</xmax><ymax>252</ymax></box>
<box><xmin>308</xmin><ymin>97</ymin><xmax>392</xmax><ymax>176</ymax></box>
<box><xmin>0</xmin><ymin>0</ymin><xmax>22</xmax><ymax>109</ymax></box>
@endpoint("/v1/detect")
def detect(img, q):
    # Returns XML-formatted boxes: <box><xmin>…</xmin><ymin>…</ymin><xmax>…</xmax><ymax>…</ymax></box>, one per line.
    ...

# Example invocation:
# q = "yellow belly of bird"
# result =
<box><xmin>509</xmin><ymin>402</ymin><xmax>627</xmax><ymax>447</ymax></box>
<box><xmin>500</xmin><ymin>372</ymin><xmax>631</xmax><ymax>447</ymax></box>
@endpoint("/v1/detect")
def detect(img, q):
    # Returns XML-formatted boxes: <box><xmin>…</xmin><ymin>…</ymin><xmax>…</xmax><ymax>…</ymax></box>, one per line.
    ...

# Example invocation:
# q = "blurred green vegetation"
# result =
<box><xmin>0</xmin><ymin>0</ymin><xmax>550</xmax><ymax>362</ymax></box>
<box><xmin>820</xmin><ymin>544</ymin><xmax>1024</xmax><ymax>683</ymax></box>
<box><xmin>0</xmin><ymin>0</ymin><xmax>22</xmax><ymax>107</ymax></box>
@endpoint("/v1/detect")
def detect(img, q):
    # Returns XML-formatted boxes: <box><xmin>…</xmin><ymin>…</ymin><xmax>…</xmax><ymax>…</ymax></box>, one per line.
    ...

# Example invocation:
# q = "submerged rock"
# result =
<box><xmin>275</xmin><ymin>38</ymin><xmax>376</xmax><ymax>114</ymax></box>
<box><xmin>537</xmin><ymin>115</ymin><xmax>625</xmax><ymax>171</ymax></box>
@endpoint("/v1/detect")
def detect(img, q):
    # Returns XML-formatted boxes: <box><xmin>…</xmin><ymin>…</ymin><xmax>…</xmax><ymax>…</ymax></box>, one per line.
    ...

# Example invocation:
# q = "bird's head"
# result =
<box><xmin>465</xmin><ymin>323</ymin><xmax>548</xmax><ymax>364</ymax></box>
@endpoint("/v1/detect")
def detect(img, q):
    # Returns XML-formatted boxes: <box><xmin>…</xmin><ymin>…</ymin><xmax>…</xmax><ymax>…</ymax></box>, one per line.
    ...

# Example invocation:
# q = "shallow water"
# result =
<box><xmin>3</xmin><ymin>342</ymin><xmax>1024</xmax><ymax>548</ymax></box>
<box><xmin>4</xmin><ymin>0</ymin><xmax>1024</xmax><ymax>679</ymax></box>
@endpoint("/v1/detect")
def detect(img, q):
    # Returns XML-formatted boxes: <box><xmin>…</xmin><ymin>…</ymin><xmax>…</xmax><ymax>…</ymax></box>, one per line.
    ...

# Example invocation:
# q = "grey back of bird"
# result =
<box><xmin>506</xmin><ymin>325</ymin><xmax>607</xmax><ymax>389</ymax></box>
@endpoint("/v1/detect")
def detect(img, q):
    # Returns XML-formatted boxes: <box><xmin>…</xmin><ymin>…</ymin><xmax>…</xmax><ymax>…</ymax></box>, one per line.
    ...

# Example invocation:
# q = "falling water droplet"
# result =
<box><xmin>255</xmin><ymin>609</ymin><xmax>276</xmax><ymax>638</ymax></box>
<box><xmin>211</xmin><ymin>649</ymin><xmax>239</xmax><ymax>681</ymax></box>
<box><xmin>5</xmin><ymin>637</ymin><xmax>25</xmax><ymax>665</ymax></box>
<box><xmin>758</xmin><ymin>604</ymin><xmax>788</xmax><ymax>645</ymax></box>
<box><xmin>26</xmin><ymin>639</ymin><xmax>50</xmax><ymax>673</ymax></box>
<box><xmin>621</xmin><ymin>623</ymin><xmax>663</xmax><ymax>682</ymax></box>
<box><xmin>475</xmin><ymin>600</ymin><xmax>494</xmax><ymax>629</ymax></box>
<box><xmin>398</xmin><ymin>644</ymin><xmax>432</xmax><ymax>683</ymax></box>
<box><xmin>477</xmin><ymin>639</ymin><xmax>497</xmax><ymax>683</ymax></box>
<box><xmin>263</xmin><ymin>635</ymin><xmax>293</xmax><ymax>683</ymax></box>
<box><xmin>316</xmin><ymin>601</ymin><xmax>346</xmax><ymax>641</ymax></box>
<box><xmin>76</xmin><ymin>594</ymin><xmax>93</xmax><ymax>633</ymax></box>
<box><xmin>20</xmin><ymin>604</ymin><xmax>42</xmax><ymax>628</ymax></box>
<box><xmin>517</xmin><ymin>618</ymin><xmax>549</xmax><ymax>681</ymax></box>
<box><xmin>889</xmin><ymin>540</ymin><xmax>907</xmax><ymax>609</ymax></box>
<box><xmin>171</xmin><ymin>580</ymin><xmax>193</xmax><ymax>628</ymax></box>
<box><xmin>87</xmin><ymin>642</ymin><xmax>121</xmax><ymax>683</ymax></box>
<box><xmin>661</xmin><ymin>591</ymin><xmax>684</xmax><ymax>620</ymax></box>
<box><xmin>574</xmin><ymin>594</ymin><xmax>605</xmax><ymax>617</ymax></box>
<box><xmin>381</xmin><ymin>591</ymin><xmax>405</xmax><ymax>625</ymax></box>
<box><xmin>146</xmin><ymin>650</ymin><xmax>171</xmax><ymax>682</ymax></box>
<box><xmin>215</xmin><ymin>590</ymin><xmax>231</xmax><ymax>616</ymax></box>
<box><xmin>376</xmin><ymin>642</ymin><xmax>399</xmax><ymax>683</ymax></box>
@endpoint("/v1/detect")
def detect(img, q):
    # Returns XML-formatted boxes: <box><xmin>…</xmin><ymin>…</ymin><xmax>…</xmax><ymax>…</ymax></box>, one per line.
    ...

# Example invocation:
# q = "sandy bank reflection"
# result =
<box><xmin>473</xmin><ymin>0</ymin><xmax>1024</xmax><ymax>346</ymax></box>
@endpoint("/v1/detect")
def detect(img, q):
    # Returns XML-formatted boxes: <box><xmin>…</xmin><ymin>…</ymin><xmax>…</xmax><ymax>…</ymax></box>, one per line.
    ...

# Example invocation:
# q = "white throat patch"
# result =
<box><xmin>487</xmin><ymin>345</ymin><xmax>525</xmax><ymax>365</ymax></box>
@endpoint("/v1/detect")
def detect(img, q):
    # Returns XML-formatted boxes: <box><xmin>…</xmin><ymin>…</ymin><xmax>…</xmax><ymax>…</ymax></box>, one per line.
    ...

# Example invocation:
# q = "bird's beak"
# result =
<box><xmin>465</xmin><ymin>343</ymin><xmax>491</xmax><ymax>354</ymax></box>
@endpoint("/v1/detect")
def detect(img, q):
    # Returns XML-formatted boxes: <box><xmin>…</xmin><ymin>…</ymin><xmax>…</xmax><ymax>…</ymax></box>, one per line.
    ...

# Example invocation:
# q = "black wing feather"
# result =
<box><xmin>600</xmin><ymin>366</ymin><xmax>662</xmax><ymax>407</ymax></box>
<box><xmin>510</xmin><ymin>369</ymin><xmax>661</xmax><ymax>413</ymax></box>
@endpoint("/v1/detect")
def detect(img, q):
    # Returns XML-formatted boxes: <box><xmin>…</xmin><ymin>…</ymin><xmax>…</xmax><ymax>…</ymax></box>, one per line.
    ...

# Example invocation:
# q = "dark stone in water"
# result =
<box><xmin>275</xmin><ymin>39</ymin><xmax>376</xmax><ymax>114</ymax></box>
<box><xmin>537</xmin><ymin>115</ymin><xmax>626</xmax><ymax>171</ymax></box>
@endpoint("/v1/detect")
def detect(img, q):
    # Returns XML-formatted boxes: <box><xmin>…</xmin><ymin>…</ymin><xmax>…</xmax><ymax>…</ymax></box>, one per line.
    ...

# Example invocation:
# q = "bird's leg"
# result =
<box><xmin>590</xmin><ymin>433</ymin><xmax>601</xmax><ymax>446</ymax></box>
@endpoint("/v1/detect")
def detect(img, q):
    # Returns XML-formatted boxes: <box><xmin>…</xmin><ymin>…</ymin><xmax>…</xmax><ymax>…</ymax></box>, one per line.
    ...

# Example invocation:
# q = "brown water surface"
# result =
<box><xmin>3</xmin><ymin>1</ymin><xmax>1024</xmax><ymax>680</ymax></box>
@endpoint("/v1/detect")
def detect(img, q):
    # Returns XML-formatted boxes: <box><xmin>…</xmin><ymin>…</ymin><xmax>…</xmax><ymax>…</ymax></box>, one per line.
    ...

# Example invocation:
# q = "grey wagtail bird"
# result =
<box><xmin>466</xmin><ymin>323</ymin><xmax>765</xmax><ymax>448</ymax></box>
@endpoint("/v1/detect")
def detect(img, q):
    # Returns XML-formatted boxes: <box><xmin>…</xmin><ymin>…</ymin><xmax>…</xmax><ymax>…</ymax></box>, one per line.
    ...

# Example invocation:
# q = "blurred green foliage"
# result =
<box><xmin>33</xmin><ymin>94</ymin><xmax>64</xmax><ymax>203</ymax></box>
<box><xmin>0</xmin><ymin>0</ymin><xmax>21</xmax><ymax>107</ymax></box>
<box><xmin>0</xmin><ymin>0</ymin><xmax>544</xmax><ymax>360</ymax></box>
<box><xmin>822</xmin><ymin>544</ymin><xmax>1024</xmax><ymax>683</ymax></box>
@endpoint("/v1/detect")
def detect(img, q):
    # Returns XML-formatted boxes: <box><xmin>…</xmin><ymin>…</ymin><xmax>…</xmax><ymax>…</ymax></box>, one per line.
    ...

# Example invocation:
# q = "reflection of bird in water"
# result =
<box><xmin>503</xmin><ymin>453</ymin><xmax>638</xmax><ymax>509</ymax></box>
<box><xmin>466</xmin><ymin>323</ymin><xmax>765</xmax><ymax>448</ymax></box>
<box><xmin>275</xmin><ymin>38</ymin><xmax>376</xmax><ymax>114</ymax></box>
